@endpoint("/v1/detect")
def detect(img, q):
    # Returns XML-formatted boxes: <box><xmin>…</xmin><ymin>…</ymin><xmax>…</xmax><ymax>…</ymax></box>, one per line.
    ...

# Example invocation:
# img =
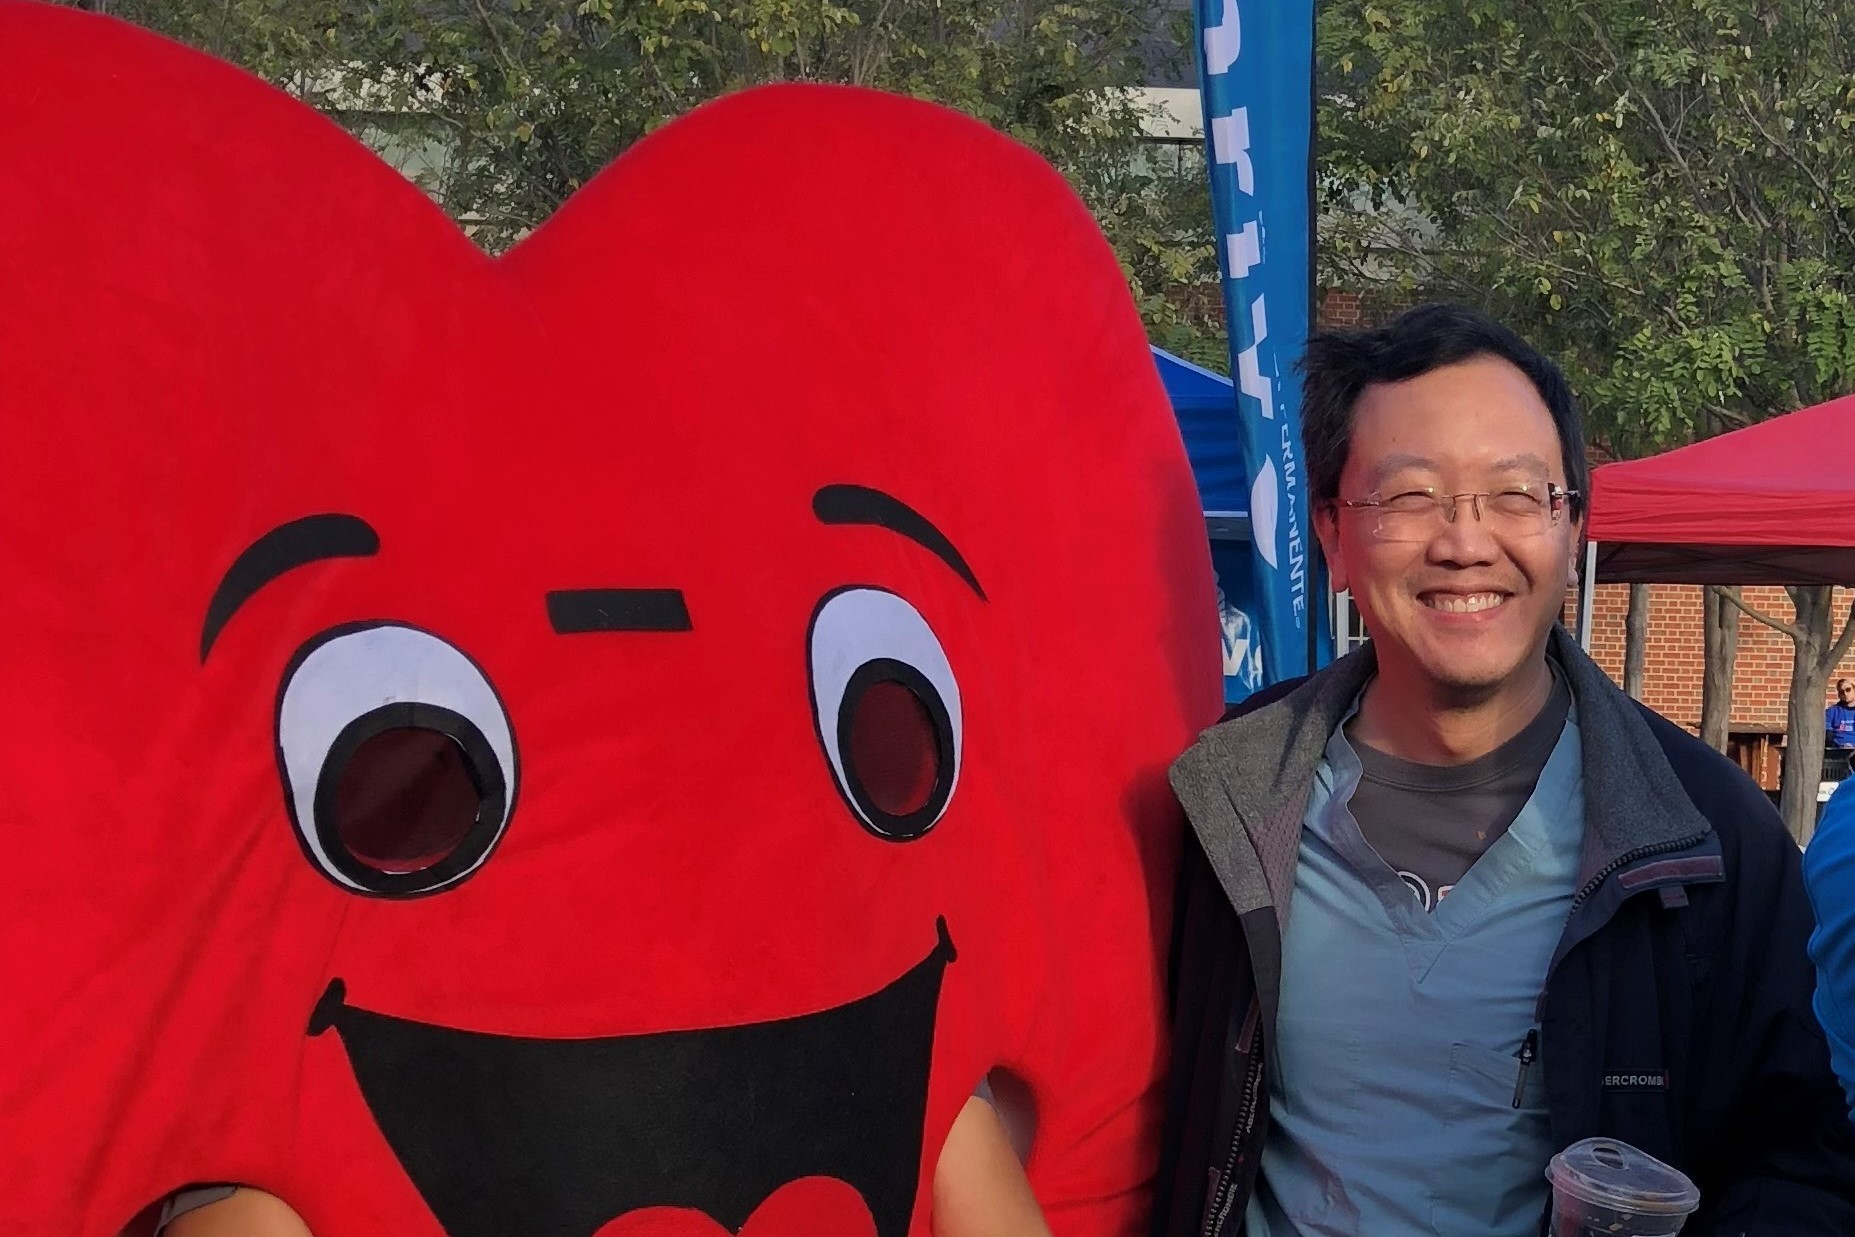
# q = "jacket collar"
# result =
<box><xmin>1169</xmin><ymin>626</ymin><xmax>1715</xmax><ymax>925</ymax></box>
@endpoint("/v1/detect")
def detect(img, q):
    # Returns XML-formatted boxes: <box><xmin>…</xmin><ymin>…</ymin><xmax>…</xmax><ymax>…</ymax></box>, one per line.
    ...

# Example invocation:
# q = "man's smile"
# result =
<box><xmin>1419</xmin><ymin>590</ymin><xmax>1511</xmax><ymax>615</ymax></box>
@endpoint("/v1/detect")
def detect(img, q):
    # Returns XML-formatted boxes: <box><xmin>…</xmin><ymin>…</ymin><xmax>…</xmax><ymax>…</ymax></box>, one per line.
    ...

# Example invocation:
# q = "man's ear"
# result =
<box><xmin>1315</xmin><ymin>505</ymin><xmax>1349</xmax><ymax>595</ymax></box>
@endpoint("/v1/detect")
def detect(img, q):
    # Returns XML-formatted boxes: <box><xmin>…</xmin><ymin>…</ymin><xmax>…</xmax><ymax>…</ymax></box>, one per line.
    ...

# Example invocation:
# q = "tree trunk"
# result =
<box><xmin>1623</xmin><ymin>583</ymin><xmax>1650</xmax><ymax>700</ymax></box>
<box><xmin>1721</xmin><ymin>585</ymin><xmax>1855</xmax><ymax>844</ymax></box>
<box><xmin>1779</xmin><ymin>586</ymin><xmax>1833</xmax><ymax>846</ymax></box>
<box><xmin>1700</xmin><ymin>585</ymin><xmax>1739</xmax><ymax>752</ymax></box>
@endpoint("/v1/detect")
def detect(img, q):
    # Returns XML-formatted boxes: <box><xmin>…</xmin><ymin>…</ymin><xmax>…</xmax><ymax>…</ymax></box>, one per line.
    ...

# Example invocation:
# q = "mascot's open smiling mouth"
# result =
<box><xmin>307</xmin><ymin>919</ymin><xmax>955</xmax><ymax>1237</ymax></box>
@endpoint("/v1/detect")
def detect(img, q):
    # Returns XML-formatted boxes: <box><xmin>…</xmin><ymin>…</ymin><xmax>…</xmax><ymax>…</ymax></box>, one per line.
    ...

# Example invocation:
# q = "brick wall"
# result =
<box><xmin>1317</xmin><ymin>287</ymin><xmax>1410</xmax><ymax>331</ymax></box>
<box><xmin>1318</xmin><ymin>289</ymin><xmax>1365</xmax><ymax>328</ymax></box>
<box><xmin>1574</xmin><ymin>583</ymin><xmax>1855</xmax><ymax>731</ymax></box>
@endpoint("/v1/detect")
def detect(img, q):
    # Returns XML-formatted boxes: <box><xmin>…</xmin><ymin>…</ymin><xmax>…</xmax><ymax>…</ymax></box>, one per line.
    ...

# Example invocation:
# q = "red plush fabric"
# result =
<box><xmin>0</xmin><ymin>4</ymin><xmax>1220</xmax><ymax>1235</ymax></box>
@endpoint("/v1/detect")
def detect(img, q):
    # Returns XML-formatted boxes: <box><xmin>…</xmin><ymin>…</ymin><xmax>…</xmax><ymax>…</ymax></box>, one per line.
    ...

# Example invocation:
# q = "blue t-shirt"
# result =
<box><xmin>1805</xmin><ymin>780</ymin><xmax>1855</xmax><ymax>1123</ymax></box>
<box><xmin>1827</xmin><ymin>703</ymin><xmax>1855</xmax><ymax>750</ymax></box>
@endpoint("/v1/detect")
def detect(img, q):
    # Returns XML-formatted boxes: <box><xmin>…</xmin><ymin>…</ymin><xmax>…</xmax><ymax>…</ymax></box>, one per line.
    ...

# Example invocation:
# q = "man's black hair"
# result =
<box><xmin>1298</xmin><ymin>303</ymin><xmax>1588</xmax><ymax>518</ymax></box>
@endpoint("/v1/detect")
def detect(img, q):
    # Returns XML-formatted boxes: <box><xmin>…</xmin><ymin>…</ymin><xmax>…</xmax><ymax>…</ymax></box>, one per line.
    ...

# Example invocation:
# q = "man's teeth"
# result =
<box><xmin>1425</xmin><ymin>593</ymin><xmax>1506</xmax><ymax>613</ymax></box>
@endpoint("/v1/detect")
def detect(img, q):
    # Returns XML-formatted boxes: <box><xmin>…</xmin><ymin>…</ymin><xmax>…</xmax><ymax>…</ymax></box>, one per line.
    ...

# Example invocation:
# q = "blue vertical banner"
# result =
<box><xmin>1194</xmin><ymin>0</ymin><xmax>1327</xmax><ymax>683</ymax></box>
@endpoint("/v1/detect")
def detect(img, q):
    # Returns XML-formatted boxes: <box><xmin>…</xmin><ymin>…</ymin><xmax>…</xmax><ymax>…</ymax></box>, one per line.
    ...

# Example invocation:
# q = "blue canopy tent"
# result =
<box><xmin>1152</xmin><ymin>347</ymin><xmax>1248</xmax><ymax>536</ymax></box>
<box><xmin>1151</xmin><ymin>346</ymin><xmax>1264</xmax><ymax>697</ymax></box>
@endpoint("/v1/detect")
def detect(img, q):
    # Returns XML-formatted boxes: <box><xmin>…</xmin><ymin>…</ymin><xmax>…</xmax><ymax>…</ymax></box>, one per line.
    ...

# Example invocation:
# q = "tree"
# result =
<box><xmin>1722</xmin><ymin>586</ymin><xmax>1855</xmax><ymax>841</ymax></box>
<box><xmin>1317</xmin><ymin>0</ymin><xmax>1855</xmax><ymax>840</ymax></box>
<box><xmin>1700</xmin><ymin>584</ymin><xmax>1740</xmax><ymax>752</ymax></box>
<box><xmin>1623</xmin><ymin>582</ymin><xmax>1649</xmax><ymax>699</ymax></box>
<box><xmin>69</xmin><ymin>0</ymin><xmax>1227</xmax><ymax>366</ymax></box>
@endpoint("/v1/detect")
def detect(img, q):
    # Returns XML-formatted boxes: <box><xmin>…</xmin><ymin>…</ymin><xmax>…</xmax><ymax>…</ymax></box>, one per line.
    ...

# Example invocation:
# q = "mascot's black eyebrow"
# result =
<box><xmin>200</xmin><ymin>513</ymin><xmax>380</xmax><ymax>662</ymax></box>
<box><xmin>814</xmin><ymin>485</ymin><xmax>986</xmax><ymax>601</ymax></box>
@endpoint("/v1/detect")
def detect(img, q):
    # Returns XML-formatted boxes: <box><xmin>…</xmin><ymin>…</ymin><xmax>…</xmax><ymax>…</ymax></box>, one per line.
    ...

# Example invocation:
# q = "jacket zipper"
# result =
<box><xmin>1511</xmin><ymin>1028</ymin><xmax>1539</xmax><ymax>1108</ymax></box>
<box><xmin>1203</xmin><ymin>1038</ymin><xmax>1267</xmax><ymax>1237</ymax></box>
<box><xmin>1521</xmin><ymin>834</ymin><xmax>1707</xmax><ymax>1115</ymax></box>
<box><xmin>1537</xmin><ymin>834</ymin><xmax>1710</xmax><ymax>1034</ymax></box>
<box><xmin>1566</xmin><ymin>835</ymin><xmax>1703</xmax><ymax>915</ymax></box>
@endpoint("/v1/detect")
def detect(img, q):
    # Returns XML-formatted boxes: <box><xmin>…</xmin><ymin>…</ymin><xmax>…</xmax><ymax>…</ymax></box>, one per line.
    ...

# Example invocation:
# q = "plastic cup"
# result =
<box><xmin>1546</xmin><ymin>1137</ymin><xmax>1701</xmax><ymax>1236</ymax></box>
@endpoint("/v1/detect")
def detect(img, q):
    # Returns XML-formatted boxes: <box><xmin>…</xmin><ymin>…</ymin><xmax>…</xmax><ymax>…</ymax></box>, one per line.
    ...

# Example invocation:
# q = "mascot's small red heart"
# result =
<box><xmin>593</xmin><ymin>1179</ymin><xmax>874</xmax><ymax>1237</ymax></box>
<box><xmin>0</xmin><ymin>3</ymin><xmax>1221</xmax><ymax>1234</ymax></box>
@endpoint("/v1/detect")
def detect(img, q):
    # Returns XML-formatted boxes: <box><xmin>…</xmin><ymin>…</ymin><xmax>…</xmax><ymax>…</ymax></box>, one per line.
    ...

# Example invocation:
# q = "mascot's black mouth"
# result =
<box><xmin>308</xmin><ymin>918</ymin><xmax>954</xmax><ymax>1237</ymax></box>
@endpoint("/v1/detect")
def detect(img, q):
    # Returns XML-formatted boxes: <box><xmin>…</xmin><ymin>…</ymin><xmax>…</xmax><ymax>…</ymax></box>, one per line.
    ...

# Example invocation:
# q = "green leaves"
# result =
<box><xmin>1320</xmin><ymin>0</ymin><xmax>1855</xmax><ymax>453</ymax></box>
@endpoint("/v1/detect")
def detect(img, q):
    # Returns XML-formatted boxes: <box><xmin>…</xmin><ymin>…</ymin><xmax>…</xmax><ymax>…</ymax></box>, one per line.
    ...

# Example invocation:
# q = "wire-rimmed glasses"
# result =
<box><xmin>1334</xmin><ymin>482</ymin><xmax>1579</xmax><ymax>543</ymax></box>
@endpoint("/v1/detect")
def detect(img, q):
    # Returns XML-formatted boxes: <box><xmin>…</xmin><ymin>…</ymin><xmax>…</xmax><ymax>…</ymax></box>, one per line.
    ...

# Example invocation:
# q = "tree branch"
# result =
<box><xmin>1734</xmin><ymin>92</ymin><xmax>1855</xmax><ymax>255</ymax></box>
<box><xmin>1701</xmin><ymin>401</ymin><xmax>1754</xmax><ymax>429</ymax></box>
<box><xmin>1721</xmin><ymin>588</ymin><xmax>1805</xmax><ymax>642</ymax></box>
<box><xmin>849</xmin><ymin>0</ymin><xmax>896</xmax><ymax>86</ymax></box>
<box><xmin>472</xmin><ymin>0</ymin><xmax>524</xmax><ymax>80</ymax></box>
<box><xmin>1576</xmin><ymin>11</ymin><xmax>1711</xmax><ymax>209</ymax></box>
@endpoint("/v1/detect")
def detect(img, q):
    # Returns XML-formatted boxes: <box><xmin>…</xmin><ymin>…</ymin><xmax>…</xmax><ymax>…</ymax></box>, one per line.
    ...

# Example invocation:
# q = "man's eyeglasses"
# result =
<box><xmin>1334</xmin><ymin>482</ymin><xmax>1579</xmax><ymax>544</ymax></box>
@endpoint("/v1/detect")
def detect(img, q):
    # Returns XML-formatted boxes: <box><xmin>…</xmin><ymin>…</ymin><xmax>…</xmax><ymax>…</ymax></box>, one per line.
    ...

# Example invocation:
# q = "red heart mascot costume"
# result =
<box><xmin>0</xmin><ymin>3</ymin><xmax>1220</xmax><ymax>1234</ymax></box>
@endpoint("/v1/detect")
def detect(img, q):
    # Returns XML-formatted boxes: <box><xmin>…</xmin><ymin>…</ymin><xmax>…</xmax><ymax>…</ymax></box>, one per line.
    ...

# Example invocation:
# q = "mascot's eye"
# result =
<box><xmin>808</xmin><ymin>588</ymin><xmax>961</xmax><ymax>841</ymax></box>
<box><xmin>276</xmin><ymin>623</ymin><xmax>517</xmax><ymax>897</ymax></box>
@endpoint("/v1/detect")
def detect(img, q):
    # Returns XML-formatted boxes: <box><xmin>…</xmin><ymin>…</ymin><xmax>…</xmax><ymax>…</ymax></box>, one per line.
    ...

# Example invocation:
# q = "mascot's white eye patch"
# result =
<box><xmin>808</xmin><ymin>587</ymin><xmax>961</xmax><ymax>842</ymax></box>
<box><xmin>276</xmin><ymin>622</ymin><xmax>517</xmax><ymax>897</ymax></box>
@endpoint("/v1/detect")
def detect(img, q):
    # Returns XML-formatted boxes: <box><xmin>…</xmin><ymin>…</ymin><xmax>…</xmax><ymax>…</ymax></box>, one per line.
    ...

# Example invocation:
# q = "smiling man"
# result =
<box><xmin>1153</xmin><ymin>304</ymin><xmax>1855</xmax><ymax>1236</ymax></box>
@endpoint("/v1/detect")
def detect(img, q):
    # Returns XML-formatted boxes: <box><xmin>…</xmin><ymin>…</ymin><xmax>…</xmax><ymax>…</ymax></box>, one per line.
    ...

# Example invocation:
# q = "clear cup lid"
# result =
<box><xmin>1546</xmin><ymin>1138</ymin><xmax>1701</xmax><ymax>1215</ymax></box>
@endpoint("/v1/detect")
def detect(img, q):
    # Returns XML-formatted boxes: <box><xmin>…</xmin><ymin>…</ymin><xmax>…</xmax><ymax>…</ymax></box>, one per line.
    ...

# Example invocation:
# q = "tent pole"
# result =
<box><xmin>1577</xmin><ymin>540</ymin><xmax>1598</xmax><ymax>649</ymax></box>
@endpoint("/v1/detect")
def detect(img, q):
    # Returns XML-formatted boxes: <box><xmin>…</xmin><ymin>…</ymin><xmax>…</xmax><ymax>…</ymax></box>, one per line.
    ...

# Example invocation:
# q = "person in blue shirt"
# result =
<box><xmin>1827</xmin><ymin>679</ymin><xmax>1855</xmax><ymax>751</ymax></box>
<box><xmin>1805</xmin><ymin>776</ymin><xmax>1855</xmax><ymax>1123</ymax></box>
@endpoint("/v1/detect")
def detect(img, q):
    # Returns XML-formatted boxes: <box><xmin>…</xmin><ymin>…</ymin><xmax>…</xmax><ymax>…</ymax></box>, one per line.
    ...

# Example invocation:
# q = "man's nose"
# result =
<box><xmin>1426</xmin><ymin>500</ymin><xmax>1501</xmax><ymax>565</ymax></box>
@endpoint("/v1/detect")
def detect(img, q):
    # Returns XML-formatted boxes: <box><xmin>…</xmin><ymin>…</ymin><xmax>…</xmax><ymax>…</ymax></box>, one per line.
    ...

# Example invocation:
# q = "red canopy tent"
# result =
<box><xmin>1583</xmin><ymin>392</ymin><xmax>1855</xmax><ymax>603</ymax></box>
<box><xmin>1580</xmin><ymin>393</ymin><xmax>1855</xmax><ymax>828</ymax></box>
